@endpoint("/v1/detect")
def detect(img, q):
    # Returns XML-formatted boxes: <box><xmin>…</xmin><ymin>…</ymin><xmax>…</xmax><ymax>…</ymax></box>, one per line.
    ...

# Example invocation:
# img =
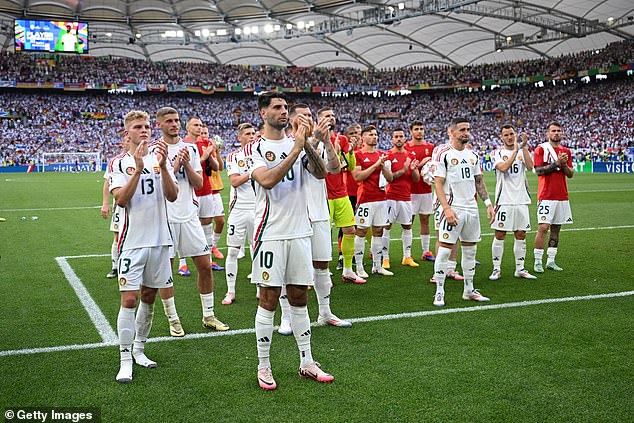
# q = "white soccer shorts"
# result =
<box><xmin>537</xmin><ymin>200</ymin><xmax>573</xmax><ymax>225</ymax></box>
<box><xmin>118</xmin><ymin>246</ymin><xmax>173</xmax><ymax>292</ymax></box>
<box><xmin>226</xmin><ymin>208</ymin><xmax>255</xmax><ymax>248</ymax></box>
<box><xmin>355</xmin><ymin>201</ymin><xmax>389</xmax><ymax>229</ymax></box>
<box><xmin>491</xmin><ymin>204</ymin><xmax>531</xmax><ymax>232</ymax></box>
<box><xmin>387</xmin><ymin>199</ymin><xmax>413</xmax><ymax>225</ymax></box>
<box><xmin>310</xmin><ymin>220</ymin><xmax>332</xmax><ymax>262</ymax></box>
<box><xmin>251</xmin><ymin>237</ymin><xmax>313</xmax><ymax>287</ymax></box>
<box><xmin>110</xmin><ymin>205</ymin><xmax>123</xmax><ymax>232</ymax></box>
<box><xmin>168</xmin><ymin>218</ymin><xmax>210</xmax><ymax>258</ymax></box>
<box><xmin>211</xmin><ymin>192</ymin><xmax>225</xmax><ymax>217</ymax></box>
<box><xmin>197</xmin><ymin>194</ymin><xmax>214</xmax><ymax>219</ymax></box>
<box><xmin>411</xmin><ymin>193</ymin><xmax>433</xmax><ymax>215</ymax></box>
<box><xmin>437</xmin><ymin>207</ymin><xmax>481</xmax><ymax>244</ymax></box>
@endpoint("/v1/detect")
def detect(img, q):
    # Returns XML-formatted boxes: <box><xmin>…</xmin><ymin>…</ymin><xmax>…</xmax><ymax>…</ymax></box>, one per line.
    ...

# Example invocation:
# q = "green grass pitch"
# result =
<box><xmin>0</xmin><ymin>171</ymin><xmax>633</xmax><ymax>422</ymax></box>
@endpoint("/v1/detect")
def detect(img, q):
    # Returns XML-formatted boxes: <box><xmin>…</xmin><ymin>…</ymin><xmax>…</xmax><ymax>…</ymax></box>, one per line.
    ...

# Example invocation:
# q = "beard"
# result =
<box><xmin>267</xmin><ymin>116</ymin><xmax>287</xmax><ymax>131</ymax></box>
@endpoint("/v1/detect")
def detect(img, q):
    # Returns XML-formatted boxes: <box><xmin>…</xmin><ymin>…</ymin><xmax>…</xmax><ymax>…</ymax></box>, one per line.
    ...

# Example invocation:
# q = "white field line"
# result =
<box><xmin>54</xmin><ymin>257</ymin><xmax>118</xmax><ymax>344</ymax></box>
<box><xmin>0</xmin><ymin>206</ymin><xmax>101</xmax><ymax>212</ymax></box>
<box><xmin>1</xmin><ymin>290</ymin><xmax>632</xmax><ymax>358</ymax></box>
<box><xmin>0</xmin><ymin>187</ymin><xmax>631</xmax><ymax>213</ymax></box>
<box><xmin>58</xmin><ymin>224</ymin><xmax>634</xmax><ymax>259</ymax></box>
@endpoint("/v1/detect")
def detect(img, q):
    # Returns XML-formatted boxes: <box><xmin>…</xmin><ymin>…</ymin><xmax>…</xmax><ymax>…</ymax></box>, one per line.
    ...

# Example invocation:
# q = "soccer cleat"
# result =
<box><xmin>489</xmin><ymin>269</ymin><xmax>502</xmax><ymax>281</ymax></box>
<box><xmin>534</xmin><ymin>262</ymin><xmax>544</xmax><ymax>273</ymax></box>
<box><xmin>278</xmin><ymin>318</ymin><xmax>292</xmax><ymax>336</ymax></box>
<box><xmin>515</xmin><ymin>269</ymin><xmax>537</xmax><ymax>280</ymax></box>
<box><xmin>336</xmin><ymin>255</ymin><xmax>344</xmax><ymax>270</ymax></box>
<box><xmin>247</xmin><ymin>273</ymin><xmax>252</xmax><ymax>279</ymax></box>
<box><xmin>221</xmin><ymin>293</ymin><xmax>235</xmax><ymax>305</ymax></box>
<box><xmin>429</xmin><ymin>276</ymin><xmax>437</xmax><ymax>284</ymax></box>
<box><xmin>106</xmin><ymin>269</ymin><xmax>118</xmax><ymax>279</ymax></box>
<box><xmin>421</xmin><ymin>251</ymin><xmax>436</xmax><ymax>262</ymax></box>
<box><xmin>169</xmin><ymin>320</ymin><xmax>185</xmax><ymax>337</ymax></box>
<box><xmin>433</xmin><ymin>292</ymin><xmax>445</xmax><ymax>307</ymax></box>
<box><xmin>116</xmin><ymin>359</ymin><xmax>133</xmax><ymax>383</ymax></box>
<box><xmin>132</xmin><ymin>352</ymin><xmax>157</xmax><ymax>369</ymax></box>
<box><xmin>257</xmin><ymin>367</ymin><xmax>277</xmax><ymax>391</ymax></box>
<box><xmin>546</xmin><ymin>262</ymin><xmax>564</xmax><ymax>271</ymax></box>
<box><xmin>342</xmin><ymin>272</ymin><xmax>367</xmax><ymax>284</ymax></box>
<box><xmin>211</xmin><ymin>246</ymin><xmax>224</xmax><ymax>260</ymax></box>
<box><xmin>298</xmin><ymin>362</ymin><xmax>334</xmax><ymax>383</ymax></box>
<box><xmin>462</xmin><ymin>289</ymin><xmax>490</xmax><ymax>302</ymax></box>
<box><xmin>177</xmin><ymin>265</ymin><xmax>191</xmax><ymax>276</ymax></box>
<box><xmin>211</xmin><ymin>262</ymin><xmax>225</xmax><ymax>271</ymax></box>
<box><xmin>382</xmin><ymin>258</ymin><xmax>391</xmax><ymax>269</ymax></box>
<box><xmin>356</xmin><ymin>268</ymin><xmax>369</xmax><ymax>279</ymax></box>
<box><xmin>372</xmin><ymin>267</ymin><xmax>394</xmax><ymax>276</ymax></box>
<box><xmin>202</xmin><ymin>316</ymin><xmax>229</xmax><ymax>331</ymax></box>
<box><xmin>317</xmin><ymin>314</ymin><xmax>352</xmax><ymax>328</ymax></box>
<box><xmin>475</xmin><ymin>260</ymin><xmax>481</xmax><ymax>265</ymax></box>
<box><xmin>447</xmin><ymin>270</ymin><xmax>464</xmax><ymax>281</ymax></box>
<box><xmin>402</xmin><ymin>257</ymin><xmax>419</xmax><ymax>267</ymax></box>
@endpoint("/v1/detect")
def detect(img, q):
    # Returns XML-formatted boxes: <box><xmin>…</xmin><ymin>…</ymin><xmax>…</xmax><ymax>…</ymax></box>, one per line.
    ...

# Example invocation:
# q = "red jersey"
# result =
<box><xmin>194</xmin><ymin>138</ymin><xmax>213</xmax><ymax>197</ymax></box>
<box><xmin>404</xmin><ymin>141</ymin><xmax>434</xmax><ymax>194</ymax></box>
<box><xmin>355</xmin><ymin>149</ymin><xmax>387</xmax><ymax>204</ymax></box>
<box><xmin>386</xmin><ymin>149</ymin><xmax>416</xmax><ymax>201</ymax></box>
<box><xmin>345</xmin><ymin>169</ymin><xmax>358</xmax><ymax>197</ymax></box>
<box><xmin>533</xmin><ymin>143</ymin><xmax>572</xmax><ymax>201</ymax></box>
<box><xmin>325</xmin><ymin>133</ymin><xmax>350</xmax><ymax>200</ymax></box>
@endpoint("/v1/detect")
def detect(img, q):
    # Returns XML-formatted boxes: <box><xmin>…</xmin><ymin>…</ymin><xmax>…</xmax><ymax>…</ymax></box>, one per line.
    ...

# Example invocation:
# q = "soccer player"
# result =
<box><xmin>432</xmin><ymin>117</ymin><xmax>494</xmax><ymax>307</ymax></box>
<box><xmin>102</xmin><ymin>135</ymin><xmax>129</xmax><ymax>279</ymax></box>
<box><xmin>190</xmin><ymin>119</ymin><xmax>223</xmax><ymax>273</ymax></box>
<box><xmin>109</xmin><ymin>110</ymin><xmax>178</xmax><ymax>383</ymax></box>
<box><xmin>202</xmin><ymin>125</ymin><xmax>226</xmax><ymax>263</ymax></box>
<box><xmin>405</xmin><ymin>121</ymin><xmax>435</xmax><ymax>261</ymax></box>
<box><xmin>532</xmin><ymin>121</ymin><xmax>574</xmax><ymax>273</ymax></box>
<box><xmin>317</xmin><ymin>108</ymin><xmax>365</xmax><ymax>284</ymax></box>
<box><xmin>352</xmin><ymin>125</ymin><xmax>394</xmax><ymax>277</ymax></box>
<box><xmin>382</xmin><ymin>127</ymin><xmax>420</xmax><ymax>268</ymax></box>
<box><xmin>154</xmin><ymin>108</ymin><xmax>229</xmax><ymax>337</ymax></box>
<box><xmin>222</xmin><ymin>122</ymin><xmax>257</xmax><ymax>305</ymax></box>
<box><xmin>288</xmin><ymin>103</ymin><xmax>352</xmax><ymax>329</ymax></box>
<box><xmin>248</xmin><ymin>91</ymin><xmax>334</xmax><ymax>390</ymax></box>
<box><xmin>336</xmin><ymin>123</ymin><xmax>362</xmax><ymax>270</ymax></box>
<box><xmin>489</xmin><ymin>125</ymin><xmax>537</xmax><ymax>280</ymax></box>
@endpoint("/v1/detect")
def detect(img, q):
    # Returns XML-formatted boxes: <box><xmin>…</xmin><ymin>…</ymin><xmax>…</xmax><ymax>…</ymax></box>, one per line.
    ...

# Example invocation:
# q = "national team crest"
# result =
<box><xmin>153</xmin><ymin>165</ymin><xmax>161</xmax><ymax>174</ymax></box>
<box><xmin>442</xmin><ymin>233</ymin><xmax>449</xmax><ymax>240</ymax></box>
<box><xmin>541</xmin><ymin>216</ymin><xmax>547</xmax><ymax>221</ymax></box>
<box><xmin>114</xmin><ymin>224</ymin><xmax>119</xmax><ymax>230</ymax></box>
<box><xmin>262</xmin><ymin>271</ymin><xmax>270</xmax><ymax>281</ymax></box>
<box><xmin>265</xmin><ymin>151</ymin><xmax>276</xmax><ymax>162</ymax></box>
<box><xmin>470</xmin><ymin>158</ymin><xmax>475</xmax><ymax>165</ymax></box>
<box><xmin>359</xmin><ymin>218</ymin><xmax>365</xmax><ymax>224</ymax></box>
<box><xmin>498</xmin><ymin>223</ymin><xmax>504</xmax><ymax>228</ymax></box>
<box><xmin>119</xmin><ymin>278</ymin><xmax>127</xmax><ymax>286</ymax></box>
<box><xmin>238</xmin><ymin>160</ymin><xmax>245</xmax><ymax>167</ymax></box>
<box><xmin>451</xmin><ymin>158</ymin><xmax>459</xmax><ymax>165</ymax></box>
<box><xmin>125</xmin><ymin>167</ymin><xmax>135</xmax><ymax>175</ymax></box>
<box><xmin>503</xmin><ymin>156</ymin><xmax>508</xmax><ymax>161</ymax></box>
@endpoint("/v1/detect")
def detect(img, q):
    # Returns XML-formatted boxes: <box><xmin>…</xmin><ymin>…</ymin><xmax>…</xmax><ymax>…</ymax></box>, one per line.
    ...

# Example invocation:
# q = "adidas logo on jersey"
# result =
<box><xmin>461</xmin><ymin>159</ymin><xmax>468</xmax><ymax>164</ymax></box>
<box><xmin>364</xmin><ymin>158</ymin><xmax>371</xmax><ymax>162</ymax></box>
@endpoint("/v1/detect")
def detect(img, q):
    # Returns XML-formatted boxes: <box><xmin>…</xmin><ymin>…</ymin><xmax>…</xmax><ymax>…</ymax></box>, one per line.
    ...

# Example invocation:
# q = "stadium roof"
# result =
<box><xmin>1</xmin><ymin>0</ymin><xmax>633</xmax><ymax>69</ymax></box>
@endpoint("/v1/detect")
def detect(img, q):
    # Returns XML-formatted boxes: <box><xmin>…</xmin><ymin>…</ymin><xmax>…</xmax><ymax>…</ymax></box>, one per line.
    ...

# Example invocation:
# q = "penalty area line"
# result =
<box><xmin>1</xmin><ymin>290</ymin><xmax>632</xmax><ymax>358</ymax></box>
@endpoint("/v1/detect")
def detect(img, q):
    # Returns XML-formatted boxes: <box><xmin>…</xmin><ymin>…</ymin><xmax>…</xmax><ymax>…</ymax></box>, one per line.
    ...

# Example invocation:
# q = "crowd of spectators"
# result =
<box><xmin>0</xmin><ymin>40</ymin><xmax>632</xmax><ymax>88</ymax></box>
<box><xmin>1</xmin><ymin>75</ymin><xmax>632</xmax><ymax>167</ymax></box>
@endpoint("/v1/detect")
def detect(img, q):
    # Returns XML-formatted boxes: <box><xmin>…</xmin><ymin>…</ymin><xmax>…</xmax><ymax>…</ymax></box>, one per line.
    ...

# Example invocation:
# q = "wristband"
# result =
<box><xmin>484</xmin><ymin>199</ymin><xmax>492</xmax><ymax>207</ymax></box>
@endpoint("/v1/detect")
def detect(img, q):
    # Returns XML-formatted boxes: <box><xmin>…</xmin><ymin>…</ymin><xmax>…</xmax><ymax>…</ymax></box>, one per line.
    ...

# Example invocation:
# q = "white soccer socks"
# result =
<box><xmin>491</xmin><ymin>238</ymin><xmax>504</xmax><ymax>271</ymax></box>
<box><xmin>514</xmin><ymin>239</ymin><xmax>527</xmax><ymax>272</ymax></box>
<box><xmin>225</xmin><ymin>246</ymin><xmax>240</xmax><ymax>295</ymax></box>
<box><xmin>133</xmin><ymin>301</ymin><xmax>157</xmax><ymax>369</ymax></box>
<box><xmin>461</xmin><ymin>244</ymin><xmax>477</xmax><ymax>294</ymax></box>
<box><xmin>290</xmin><ymin>305</ymin><xmax>314</xmax><ymax>368</ymax></box>
<box><xmin>116</xmin><ymin>306</ymin><xmax>135</xmax><ymax>382</ymax></box>
<box><xmin>255</xmin><ymin>306</ymin><xmax>275</xmax><ymax>370</ymax></box>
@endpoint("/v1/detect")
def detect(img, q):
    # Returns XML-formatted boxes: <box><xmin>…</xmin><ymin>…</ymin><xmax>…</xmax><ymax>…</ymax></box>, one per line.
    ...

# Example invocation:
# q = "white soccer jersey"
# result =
<box><xmin>492</xmin><ymin>148</ymin><xmax>531</xmax><ymax>205</ymax></box>
<box><xmin>433</xmin><ymin>144</ymin><xmax>481</xmax><ymax>210</ymax></box>
<box><xmin>247</xmin><ymin>135</ymin><xmax>312</xmax><ymax>241</ymax></box>
<box><xmin>109</xmin><ymin>152</ymin><xmax>176</xmax><ymax>251</ymax></box>
<box><xmin>305</xmin><ymin>140</ymin><xmax>329</xmax><ymax>222</ymax></box>
<box><xmin>150</xmin><ymin>139</ymin><xmax>202</xmax><ymax>223</ymax></box>
<box><xmin>226</xmin><ymin>147</ymin><xmax>256</xmax><ymax>211</ymax></box>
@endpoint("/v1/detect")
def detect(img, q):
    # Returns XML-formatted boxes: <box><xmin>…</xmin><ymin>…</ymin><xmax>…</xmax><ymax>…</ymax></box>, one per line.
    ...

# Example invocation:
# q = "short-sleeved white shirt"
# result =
<box><xmin>109</xmin><ymin>152</ymin><xmax>176</xmax><ymax>251</ymax></box>
<box><xmin>248</xmin><ymin>135</ymin><xmax>312</xmax><ymax>241</ymax></box>
<box><xmin>151</xmin><ymin>139</ymin><xmax>201</xmax><ymax>223</ymax></box>
<box><xmin>305</xmin><ymin>140</ymin><xmax>330</xmax><ymax>222</ymax></box>
<box><xmin>433</xmin><ymin>144</ymin><xmax>481</xmax><ymax>210</ymax></box>
<box><xmin>492</xmin><ymin>148</ymin><xmax>531</xmax><ymax>205</ymax></box>
<box><xmin>226</xmin><ymin>147</ymin><xmax>256</xmax><ymax>211</ymax></box>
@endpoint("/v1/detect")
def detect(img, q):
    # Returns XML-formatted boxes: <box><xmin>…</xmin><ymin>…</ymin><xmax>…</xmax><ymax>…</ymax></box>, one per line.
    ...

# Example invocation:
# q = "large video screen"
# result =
<box><xmin>14</xmin><ymin>19</ymin><xmax>89</xmax><ymax>53</ymax></box>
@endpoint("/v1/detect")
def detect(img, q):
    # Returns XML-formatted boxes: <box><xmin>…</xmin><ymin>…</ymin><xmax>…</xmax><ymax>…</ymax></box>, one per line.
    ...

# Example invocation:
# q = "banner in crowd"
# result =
<box><xmin>572</xmin><ymin>161</ymin><xmax>593</xmax><ymax>173</ymax></box>
<box><xmin>592</xmin><ymin>162</ymin><xmax>634</xmax><ymax>173</ymax></box>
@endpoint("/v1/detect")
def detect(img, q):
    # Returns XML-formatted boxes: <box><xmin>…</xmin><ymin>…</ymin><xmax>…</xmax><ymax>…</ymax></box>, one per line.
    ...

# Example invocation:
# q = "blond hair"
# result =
<box><xmin>124</xmin><ymin>110</ymin><xmax>149</xmax><ymax>130</ymax></box>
